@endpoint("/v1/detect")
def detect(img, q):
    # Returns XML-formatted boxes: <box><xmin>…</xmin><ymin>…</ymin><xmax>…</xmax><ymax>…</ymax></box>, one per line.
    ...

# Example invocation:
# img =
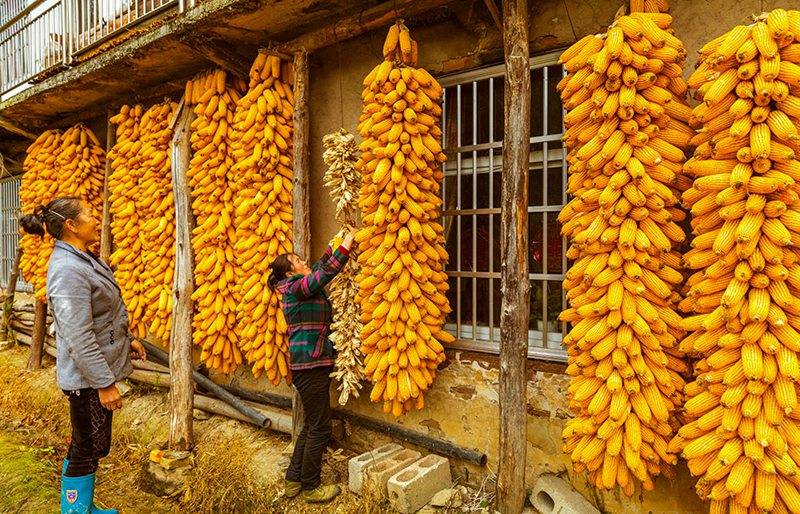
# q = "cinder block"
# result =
<box><xmin>387</xmin><ymin>454</ymin><xmax>452</xmax><ymax>514</ymax></box>
<box><xmin>362</xmin><ymin>448</ymin><xmax>422</xmax><ymax>497</ymax></box>
<box><xmin>530</xmin><ymin>474</ymin><xmax>600</xmax><ymax>514</ymax></box>
<box><xmin>348</xmin><ymin>443</ymin><xmax>403</xmax><ymax>493</ymax></box>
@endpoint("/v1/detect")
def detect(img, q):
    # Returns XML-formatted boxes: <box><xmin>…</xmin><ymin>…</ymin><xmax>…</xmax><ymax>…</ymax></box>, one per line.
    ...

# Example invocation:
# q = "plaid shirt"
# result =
<box><xmin>276</xmin><ymin>245</ymin><xmax>350</xmax><ymax>371</ymax></box>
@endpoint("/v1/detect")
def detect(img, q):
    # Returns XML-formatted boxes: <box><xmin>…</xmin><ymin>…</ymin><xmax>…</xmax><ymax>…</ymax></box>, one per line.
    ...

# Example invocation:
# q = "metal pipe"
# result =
<box><xmin>337</xmin><ymin>409</ymin><xmax>488</xmax><ymax>467</ymax></box>
<box><xmin>16</xmin><ymin>328</ymin><xmax>488</xmax><ymax>466</ymax></box>
<box><xmin>138</xmin><ymin>338</ymin><xmax>271</xmax><ymax>428</ymax></box>
<box><xmin>218</xmin><ymin>379</ymin><xmax>293</xmax><ymax>410</ymax></box>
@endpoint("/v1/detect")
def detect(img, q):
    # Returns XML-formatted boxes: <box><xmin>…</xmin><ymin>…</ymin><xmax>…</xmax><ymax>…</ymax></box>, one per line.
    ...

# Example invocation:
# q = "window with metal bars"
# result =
<box><xmin>0</xmin><ymin>175</ymin><xmax>30</xmax><ymax>292</ymax></box>
<box><xmin>439</xmin><ymin>52</ymin><xmax>568</xmax><ymax>362</ymax></box>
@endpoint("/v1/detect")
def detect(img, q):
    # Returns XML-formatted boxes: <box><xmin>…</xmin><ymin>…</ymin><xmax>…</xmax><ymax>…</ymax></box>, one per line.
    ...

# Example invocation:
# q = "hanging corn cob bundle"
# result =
<box><xmin>186</xmin><ymin>69</ymin><xmax>246</xmax><ymax>373</ymax></box>
<box><xmin>670</xmin><ymin>10</ymin><xmax>800</xmax><ymax>513</ymax></box>
<box><xmin>55</xmin><ymin>124</ymin><xmax>105</xmax><ymax>225</ymax></box>
<box><xmin>108</xmin><ymin>105</ymin><xmax>148</xmax><ymax>338</ymax></box>
<box><xmin>229</xmin><ymin>52</ymin><xmax>294</xmax><ymax>384</ymax></box>
<box><xmin>136</xmin><ymin>100</ymin><xmax>179</xmax><ymax>345</ymax></box>
<box><xmin>356</xmin><ymin>22</ymin><xmax>452</xmax><ymax>417</ymax></box>
<box><xmin>323</xmin><ymin>128</ymin><xmax>365</xmax><ymax>405</ymax></box>
<box><xmin>20</xmin><ymin>125</ymin><xmax>105</xmax><ymax>301</ymax></box>
<box><xmin>20</xmin><ymin>130</ymin><xmax>62</xmax><ymax>301</ymax></box>
<box><xmin>557</xmin><ymin>0</ymin><xmax>693</xmax><ymax>495</ymax></box>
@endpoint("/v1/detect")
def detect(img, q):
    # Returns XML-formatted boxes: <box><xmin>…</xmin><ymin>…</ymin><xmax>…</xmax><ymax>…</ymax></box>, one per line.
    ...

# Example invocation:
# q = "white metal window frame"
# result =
<box><xmin>0</xmin><ymin>175</ymin><xmax>32</xmax><ymax>292</ymax></box>
<box><xmin>439</xmin><ymin>51</ymin><xmax>568</xmax><ymax>362</ymax></box>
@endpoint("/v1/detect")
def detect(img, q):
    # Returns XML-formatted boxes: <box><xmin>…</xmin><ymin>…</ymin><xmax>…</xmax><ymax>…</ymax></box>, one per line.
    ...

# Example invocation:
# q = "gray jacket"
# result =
<box><xmin>47</xmin><ymin>240</ymin><xmax>132</xmax><ymax>391</ymax></box>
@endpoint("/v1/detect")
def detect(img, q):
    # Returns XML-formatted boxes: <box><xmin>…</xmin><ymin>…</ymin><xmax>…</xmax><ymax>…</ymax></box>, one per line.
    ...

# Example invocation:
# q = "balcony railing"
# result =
<box><xmin>0</xmin><ymin>0</ymin><xmax>194</xmax><ymax>98</ymax></box>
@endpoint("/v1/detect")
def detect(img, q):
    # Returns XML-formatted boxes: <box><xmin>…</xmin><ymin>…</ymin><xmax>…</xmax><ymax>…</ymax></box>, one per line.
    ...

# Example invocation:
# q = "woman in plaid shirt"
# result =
<box><xmin>268</xmin><ymin>227</ymin><xmax>356</xmax><ymax>503</ymax></box>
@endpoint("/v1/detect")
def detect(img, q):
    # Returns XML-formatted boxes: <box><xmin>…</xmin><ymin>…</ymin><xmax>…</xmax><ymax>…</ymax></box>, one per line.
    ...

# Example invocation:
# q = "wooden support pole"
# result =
<box><xmin>497</xmin><ymin>0</ymin><xmax>530</xmax><ymax>512</ymax></box>
<box><xmin>27</xmin><ymin>299</ymin><xmax>47</xmax><ymax>370</ymax></box>
<box><xmin>1</xmin><ymin>246</ymin><xmax>22</xmax><ymax>344</ymax></box>
<box><xmin>291</xmin><ymin>49</ymin><xmax>311</xmax><ymax>444</ymax></box>
<box><xmin>100</xmin><ymin>108</ymin><xmax>115</xmax><ymax>262</ymax></box>
<box><xmin>292</xmin><ymin>51</ymin><xmax>311</xmax><ymax>260</ymax></box>
<box><xmin>168</xmin><ymin>102</ymin><xmax>196</xmax><ymax>451</ymax></box>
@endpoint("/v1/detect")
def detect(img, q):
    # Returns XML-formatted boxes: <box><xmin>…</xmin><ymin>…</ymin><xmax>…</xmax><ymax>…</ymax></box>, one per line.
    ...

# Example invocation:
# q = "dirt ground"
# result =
<box><xmin>0</xmin><ymin>345</ymin><xmax>395</xmax><ymax>514</ymax></box>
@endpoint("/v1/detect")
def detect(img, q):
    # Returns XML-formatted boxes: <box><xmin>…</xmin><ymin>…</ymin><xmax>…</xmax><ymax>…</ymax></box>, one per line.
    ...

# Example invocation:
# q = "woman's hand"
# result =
<box><xmin>98</xmin><ymin>383</ymin><xmax>122</xmax><ymax>411</ymax></box>
<box><xmin>130</xmin><ymin>340</ymin><xmax>146</xmax><ymax>361</ymax></box>
<box><xmin>342</xmin><ymin>226</ymin><xmax>357</xmax><ymax>250</ymax></box>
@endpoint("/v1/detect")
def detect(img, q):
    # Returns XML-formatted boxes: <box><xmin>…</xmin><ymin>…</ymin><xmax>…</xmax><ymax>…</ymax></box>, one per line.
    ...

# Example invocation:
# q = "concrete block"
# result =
<box><xmin>348</xmin><ymin>443</ymin><xmax>403</xmax><ymax>493</ymax></box>
<box><xmin>530</xmin><ymin>474</ymin><xmax>600</xmax><ymax>514</ymax></box>
<box><xmin>387</xmin><ymin>454</ymin><xmax>452</xmax><ymax>514</ymax></box>
<box><xmin>362</xmin><ymin>448</ymin><xmax>421</xmax><ymax>497</ymax></box>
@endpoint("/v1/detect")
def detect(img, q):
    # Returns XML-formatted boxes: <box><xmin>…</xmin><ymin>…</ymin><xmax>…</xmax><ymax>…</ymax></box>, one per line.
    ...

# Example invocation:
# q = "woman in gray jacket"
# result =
<box><xmin>20</xmin><ymin>196</ymin><xmax>146</xmax><ymax>514</ymax></box>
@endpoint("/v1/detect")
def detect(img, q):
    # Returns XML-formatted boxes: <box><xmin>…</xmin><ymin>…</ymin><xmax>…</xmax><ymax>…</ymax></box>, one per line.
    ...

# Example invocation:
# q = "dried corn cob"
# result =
<box><xmin>674</xmin><ymin>9</ymin><xmax>800</xmax><ymax>512</ymax></box>
<box><xmin>559</xmin><ymin>0</ymin><xmax>691</xmax><ymax>495</ymax></box>
<box><xmin>357</xmin><ymin>22</ymin><xmax>452</xmax><ymax>417</ymax></box>
<box><xmin>21</xmin><ymin>125</ymin><xmax>105</xmax><ymax>301</ymax></box>
<box><xmin>323</xmin><ymin>129</ymin><xmax>366</xmax><ymax>405</ymax></box>
<box><xmin>186</xmin><ymin>69</ymin><xmax>246</xmax><ymax>373</ymax></box>
<box><xmin>229</xmin><ymin>52</ymin><xmax>295</xmax><ymax>384</ymax></box>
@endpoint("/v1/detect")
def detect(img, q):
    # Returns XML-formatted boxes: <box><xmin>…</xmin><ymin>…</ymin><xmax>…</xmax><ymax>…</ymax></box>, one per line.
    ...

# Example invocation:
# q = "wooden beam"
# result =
<box><xmin>482</xmin><ymin>0</ymin><xmax>503</xmax><ymax>36</ymax></box>
<box><xmin>260</xmin><ymin>47</ymin><xmax>294</xmax><ymax>62</ymax></box>
<box><xmin>181</xmin><ymin>34</ymin><xmax>251</xmax><ymax>81</ymax></box>
<box><xmin>27</xmin><ymin>300</ymin><xmax>47</xmax><ymax>371</ymax></box>
<box><xmin>168</xmin><ymin>101</ymin><xmax>196</xmax><ymax>451</ymax></box>
<box><xmin>290</xmin><ymin>50</ymin><xmax>311</xmax><ymax>444</ymax></box>
<box><xmin>1</xmin><ymin>247</ymin><xmax>22</xmax><ymax>345</ymax></box>
<box><xmin>497</xmin><ymin>0</ymin><xmax>530</xmax><ymax>512</ymax></box>
<box><xmin>280</xmin><ymin>0</ymin><xmax>455</xmax><ymax>53</ymax></box>
<box><xmin>0</xmin><ymin>116</ymin><xmax>37</xmax><ymax>140</ymax></box>
<box><xmin>100</xmin><ymin>109</ymin><xmax>115</xmax><ymax>262</ymax></box>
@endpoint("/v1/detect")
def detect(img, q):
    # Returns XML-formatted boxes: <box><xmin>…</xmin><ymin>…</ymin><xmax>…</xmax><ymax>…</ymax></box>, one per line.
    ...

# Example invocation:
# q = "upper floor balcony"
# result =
<box><xmin>0</xmin><ymin>0</ymin><xmax>464</xmax><ymax>161</ymax></box>
<box><xmin>1</xmin><ymin>0</ymin><xmax>183</xmax><ymax>99</ymax></box>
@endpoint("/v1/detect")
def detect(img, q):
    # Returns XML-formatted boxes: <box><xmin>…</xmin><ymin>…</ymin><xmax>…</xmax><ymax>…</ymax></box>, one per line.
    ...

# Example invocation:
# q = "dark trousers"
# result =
<box><xmin>285</xmin><ymin>366</ymin><xmax>333</xmax><ymax>490</ymax></box>
<box><xmin>63</xmin><ymin>388</ymin><xmax>113</xmax><ymax>477</ymax></box>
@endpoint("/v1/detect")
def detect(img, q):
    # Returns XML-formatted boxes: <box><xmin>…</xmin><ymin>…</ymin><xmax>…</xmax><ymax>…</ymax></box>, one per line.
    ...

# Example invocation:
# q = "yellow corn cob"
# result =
<box><xmin>559</xmin><ymin>0</ymin><xmax>689</xmax><ymax>496</ymax></box>
<box><xmin>358</xmin><ymin>25</ymin><xmax>451</xmax><ymax>416</ymax></box>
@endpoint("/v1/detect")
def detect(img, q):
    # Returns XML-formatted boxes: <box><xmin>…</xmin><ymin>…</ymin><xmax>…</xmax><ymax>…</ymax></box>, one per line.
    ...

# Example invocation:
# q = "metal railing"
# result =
<box><xmin>1</xmin><ymin>0</ymin><xmax>67</xmax><ymax>96</ymax></box>
<box><xmin>0</xmin><ymin>0</ymin><xmax>184</xmax><ymax>97</ymax></box>
<box><xmin>69</xmin><ymin>0</ymin><xmax>178</xmax><ymax>55</ymax></box>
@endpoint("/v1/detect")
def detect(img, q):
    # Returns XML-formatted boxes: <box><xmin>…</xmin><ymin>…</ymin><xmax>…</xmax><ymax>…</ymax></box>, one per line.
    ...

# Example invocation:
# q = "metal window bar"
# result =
<box><xmin>0</xmin><ymin>176</ymin><xmax>31</xmax><ymax>292</ymax></box>
<box><xmin>440</xmin><ymin>51</ymin><xmax>567</xmax><ymax>362</ymax></box>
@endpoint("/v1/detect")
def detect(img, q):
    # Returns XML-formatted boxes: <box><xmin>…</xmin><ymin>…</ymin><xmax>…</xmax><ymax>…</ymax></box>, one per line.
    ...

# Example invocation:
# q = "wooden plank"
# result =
<box><xmin>291</xmin><ymin>50</ymin><xmax>311</xmax><ymax>443</ymax></box>
<box><xmin>1</xmin><ymin>247</ymin><xmax>22</xmax><ymax>344</ymax></box>
<box><xmin>0</xmin><ymin>116</ymin><xmax>37</xmax><ymax>140</ymax></box>
<box><xmin>482</xmin><ymin>0</ymin><xmax>503</xmax><ymax>36</ymax></box>
<box><xmin>281</xmin><ymin>0</ymin><xmax>454</xmax><ymax>53</ymax></box>
<box><xmin>27</xmin><ymin>300</ymin><xmax>47</xmax><ymax>370</ymax></box>
<box><xmin>497</xmin><ymin>0</ymin><xmax>530</xmax><ymax>512</ymax></box>
<box><xmin>168</xmin><ymin>101</ymin><xmax>196</xmax><ymax>451</ymax></box>
<box><xmin>100</xmin><ymin>109</ymin><xmax>115</xmax><ymax>262</ymax></box>
<box><xmin>180</xmin><ymin>34</ymin><xmax>251</xmax><ymax>81</ymax></box>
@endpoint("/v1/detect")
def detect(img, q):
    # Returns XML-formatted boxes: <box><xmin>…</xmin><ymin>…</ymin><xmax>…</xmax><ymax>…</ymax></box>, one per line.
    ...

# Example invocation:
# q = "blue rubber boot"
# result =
<box><xmin>60</xmin><ymin>472</ymin><xmax>93</xmax><ymax>514</ymax></box>
<box><xmin>61</xmin><ymin>460</ymin><xmax>118</xmax><ymax>514</ymax></box>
